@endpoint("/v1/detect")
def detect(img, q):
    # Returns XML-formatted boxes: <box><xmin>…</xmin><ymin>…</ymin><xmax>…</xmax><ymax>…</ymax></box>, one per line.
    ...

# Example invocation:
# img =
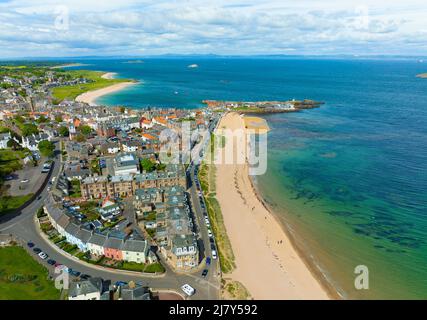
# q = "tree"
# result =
<box><xmin>7</xmin><ymin>139</ymin><xmax>21</xmax><ymax>151</ymax></box>
<box><xmin>140</xmin><ymin>158</ymin><xmax>155</xmax><ymax>172</ymax></box>
<box><xmin>21</xmin><ymin>123</ymin><xmax>39</xmax><ymax>136</ymax></box>
<box><xmin>58</xmin><ymin>126</ymin><xmax>69</xmax><ymax>137</ymax></box>
<box><xmin>36</xmin><ymin>116</ymin><xmax>48</xmax><ymax>124</ymax></box>
<box><xmin>55</xmin><ymin>115</ymin><xmax>63</xmax><ymax>123</ymax></box>
<box><xmin>38</xmin><ymin>140</ymin><xmax>55</xmax><ymax>158</ymax></box>
<box><xmin>75</xmin><ymin>133</ymin><xmax>86</xmax><ymax>143</ymax></box>
<box><xmin>79</xmin><ymin>125</ymin><xmax>92</xmax><ymax>136</ymax></box>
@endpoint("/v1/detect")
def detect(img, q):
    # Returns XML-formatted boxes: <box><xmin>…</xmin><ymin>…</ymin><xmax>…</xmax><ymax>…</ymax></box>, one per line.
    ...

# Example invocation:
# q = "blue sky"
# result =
<box><xmin>0</xmin><ymin>0</ymin><xmax>426</xmax><ymax>58</ymax></box>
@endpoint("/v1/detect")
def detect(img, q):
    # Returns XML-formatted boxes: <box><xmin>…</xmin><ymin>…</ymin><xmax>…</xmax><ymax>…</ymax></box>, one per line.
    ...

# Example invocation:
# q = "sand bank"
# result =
<box><xmin>215</xmin><ymin>112</ymin><xmax>331</xmax><ymax>300</ymax></box>
<box><xmin>75</xmin><ymin>81</ymin><xmax>135</xmax><ymax>106</ymax></box>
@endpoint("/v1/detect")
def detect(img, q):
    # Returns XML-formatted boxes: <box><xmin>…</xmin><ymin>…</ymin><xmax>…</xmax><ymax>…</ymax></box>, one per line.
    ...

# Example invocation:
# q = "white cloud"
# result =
<box><xmin>0</xmin><ymin>0</ymin><xmax>426</xmax><ymax>57</ymax></box>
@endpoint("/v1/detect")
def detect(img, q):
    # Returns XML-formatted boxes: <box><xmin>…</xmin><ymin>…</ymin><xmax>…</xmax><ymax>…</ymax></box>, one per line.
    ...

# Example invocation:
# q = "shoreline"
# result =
<box><xmin>215</xmin><ymin>112</ymin><xmax>331</xmax><ymax>299</ymax></box>
<box><xmin>249</xmin><ymin>175</ymin><xmax>342</xmax><ymax>300</ymax></box>
<box><xmin>75</xmin><ymin>77</ymin><xmax>136</xmax><ymax>106</ymax></box>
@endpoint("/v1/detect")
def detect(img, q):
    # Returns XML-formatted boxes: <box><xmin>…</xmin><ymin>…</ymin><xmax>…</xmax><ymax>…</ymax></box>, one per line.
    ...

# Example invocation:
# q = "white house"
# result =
<box><xmin>21</xmin><ymin>133</ymin><xmax>50</xmax><ymax>151</ymax></box>
<box><xmin>68</xmin><ymin>278</ymin><xmax>104</xmax><ymax>300</ymax></box>
<box><xmin>0</xmin><ymin>132</ymin><xmax>11</xmax><ymax>149</ymax></box>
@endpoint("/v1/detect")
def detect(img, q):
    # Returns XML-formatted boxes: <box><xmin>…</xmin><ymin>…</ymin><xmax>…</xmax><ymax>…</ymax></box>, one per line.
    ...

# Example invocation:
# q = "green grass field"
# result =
<box><xmin>0</xmin><ymin>246</ymin><xmax>61</xmax><ymax>300</ymax></box>
<box><xmin>0</xmin><ymin>194</ymin><xmax>33</xmax><ymax>216</ymax></box>
<box><xmin>52</xmin><ymin>70</ymin><xmax>133</xmax><ymax>103</ymax></box>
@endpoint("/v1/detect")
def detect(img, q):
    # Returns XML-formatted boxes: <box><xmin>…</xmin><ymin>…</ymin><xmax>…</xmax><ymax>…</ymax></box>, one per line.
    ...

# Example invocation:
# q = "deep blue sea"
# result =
<box><xmin>70</xmin><ymin>58</ymin><xmax>427</xmax><ymax>298</ymax></box>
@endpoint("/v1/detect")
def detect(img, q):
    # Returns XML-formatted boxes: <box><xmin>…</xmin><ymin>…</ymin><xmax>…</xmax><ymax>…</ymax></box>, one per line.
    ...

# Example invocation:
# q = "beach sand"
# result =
<box><xmin>75</xmin><ymin>80</ymin><xmax>135</xmax><ymax>106</ymax></box>
<box><xmin>215</xmin><ymin>112</ymin><xmax>330</xmax><ymax>300</ymax></box>
<box><xmin>101</xmin><ymin>72</ymin><xmax>118</xmax><ymax>79</ymax></box>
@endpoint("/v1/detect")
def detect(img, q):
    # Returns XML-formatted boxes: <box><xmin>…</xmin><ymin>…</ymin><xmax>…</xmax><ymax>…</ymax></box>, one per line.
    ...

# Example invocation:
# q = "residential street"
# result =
<box><xmin>0</xmin><ymin>131</ymin><xmax>221</xmax><ymax>300</ymax></box>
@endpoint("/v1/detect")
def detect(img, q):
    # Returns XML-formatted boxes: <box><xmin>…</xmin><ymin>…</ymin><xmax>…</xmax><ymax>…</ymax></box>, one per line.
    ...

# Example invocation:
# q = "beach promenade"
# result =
<box><xmin>215</xmin><ymin>112</ymin><xmax>330</xmax><ymax>300</ymax></box>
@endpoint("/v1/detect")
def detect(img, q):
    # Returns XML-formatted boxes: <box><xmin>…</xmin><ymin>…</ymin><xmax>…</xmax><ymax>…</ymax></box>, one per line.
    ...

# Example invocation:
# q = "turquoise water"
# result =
<box><xmin>71</xmin><ymin>58</ymin><xmax>427</xmax><ymax>298</ymax></box>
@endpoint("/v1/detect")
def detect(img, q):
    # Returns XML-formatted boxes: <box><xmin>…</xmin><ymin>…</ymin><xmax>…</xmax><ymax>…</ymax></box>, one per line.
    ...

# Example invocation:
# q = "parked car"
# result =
<box><xmin>70</xmin><ymin>270</ymin><xmax>81</xmax><ymax>277</ymax></box>
<box><xmin>210</xmin><ymin>244</ymin><xmax>216</xmax><ymax>251</ymax></box>
<box><xmin>181</xmin><ymin>284</ymin><xmax>196</xmax><ymax>296</ymax></box>
<box><xmin>54</xmin><ymin>263</ymin><xmax>63</xmax><ymax>268</ymax></box>
<box><xmin>38</xmin><ymin>252</ymin><xmax>48</xmax><ymax>260</ymax></box>
<box><xmin>206</xmin><ymin>257</ymin><xmax>211</xmax><ymax>266</ymax></box>
<box><xmin>212</xmin><ymin>250</ymin><xmax>217</xmax><ymax>260</ymax></box>
<box><xmin>27</xmin><ymin>242</ymin><xmax>35</xmax><ymax>248</ymax></box>
<box><xmin>80</xmin><ymin>274</ymin><xmax>91</xmax><ymax>280</ymax></box>
<box><xmin>33</xmin><ymin>247</ymin><xmax>42</xmax><ymax>254</ymax></box>
<box><xmin>115</xmin><ymin>281</ymin><xmax>128</xmax><ymax>287</ymax></box>
<box><xmin>201</xmin><ymin>269</ymin><xmax>209</xmax><ymax>278</ymax></box>
<box><xmin>37</xmin><ymin>195</ymin><xmax>42</xmax><ymax>200</ymax></box>
<box><xmin>209</xmin><ymin>237</ymin><xmax>215</xmax><ymax>244</ymax></box>
<box><xmin>20</xmin><ymin>179</ymin><xmax>29</xmax><ymax>183</ymax></box>
<box><xmin>47</xmin><ymin>259</ymin><xmax>56</xmax><ymax>265</ymax></box>
<box><xmin>207</xmin><ymin>229</ymin><xmax>213</xmax><ymax>238</ymax></box>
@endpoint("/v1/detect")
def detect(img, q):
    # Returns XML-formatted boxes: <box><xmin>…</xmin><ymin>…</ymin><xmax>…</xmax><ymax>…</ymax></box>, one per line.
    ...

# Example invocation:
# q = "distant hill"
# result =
<box><xmin>416</xmin><ymin>73</ymin><xmax>427</xmax><ymax>78</ymax></box>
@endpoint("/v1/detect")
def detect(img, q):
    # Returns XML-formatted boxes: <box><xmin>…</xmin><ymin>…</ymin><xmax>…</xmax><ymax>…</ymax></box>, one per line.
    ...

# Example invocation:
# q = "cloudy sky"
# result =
<box><xmin>0</xmin><ymin>0</ymin><xmax>426</xmax><ymax>58</ymax></box>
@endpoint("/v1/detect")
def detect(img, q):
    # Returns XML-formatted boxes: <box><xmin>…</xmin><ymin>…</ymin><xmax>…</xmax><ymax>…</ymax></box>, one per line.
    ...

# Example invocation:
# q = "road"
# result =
<box><xmin>0</xmin><ymin>129</ymin><xmax>221</xmax><ymax>300</ymax></box>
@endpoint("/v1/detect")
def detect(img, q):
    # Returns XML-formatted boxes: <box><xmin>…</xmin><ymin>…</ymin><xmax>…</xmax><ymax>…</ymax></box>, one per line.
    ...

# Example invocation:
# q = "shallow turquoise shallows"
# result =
<box><xmin>70</xmin><ymin>58</ymin><xmax>427</xmax><ymax>298</ymax></box>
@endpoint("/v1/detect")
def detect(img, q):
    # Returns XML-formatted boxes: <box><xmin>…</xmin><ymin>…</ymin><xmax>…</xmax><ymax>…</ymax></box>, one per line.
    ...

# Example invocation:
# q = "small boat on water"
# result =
<box><xmin>188</xmin><ymin>64</ymin><xmax>199</xmax><ymax>68</ymax></box>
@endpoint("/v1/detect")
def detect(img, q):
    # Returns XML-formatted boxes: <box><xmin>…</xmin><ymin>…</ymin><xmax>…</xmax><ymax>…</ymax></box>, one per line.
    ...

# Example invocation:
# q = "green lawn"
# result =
<box><xmin>0</xmin><ymin>194</ymin><xmax>33</xmax><ymax>216</ymax></box>
<box><xmin>52</xmin><ymin>70</ymin><xmax>133</xmax><ymax>103</ymax></box>
<box><xmin>0</xmin><ymin>246</ymin><xmax>61</xmax><ymax>300</ymax></box>
<box><xmin>0</xmin><ymin>149</ymin><xmax>26</xmax><ymax>178</ymax></box>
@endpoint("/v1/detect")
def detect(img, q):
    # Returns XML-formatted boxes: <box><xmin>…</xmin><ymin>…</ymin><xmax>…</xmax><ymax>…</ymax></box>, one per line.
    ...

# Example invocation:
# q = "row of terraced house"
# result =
<box><xmin>43</xmin><ymin>196</ymin><xmax>155</xmax><ymax>264</ymax></box>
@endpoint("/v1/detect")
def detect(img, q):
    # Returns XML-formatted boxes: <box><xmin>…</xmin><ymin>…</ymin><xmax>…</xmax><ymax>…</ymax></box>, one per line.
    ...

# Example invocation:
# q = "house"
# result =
<box><xmin>0</xmin><ymin>132</ymin><xmax>11</xmax><ymax>149</ymax></box>
<box><xmin>87</xmin><ymin>232</ymin><xmax>107</xmax><ymax>256</ymax></box>
<box><xmin>139</xmin><ymin>118</ymin><xmax>153</xmax><ymax>129</ymax></box>
<box><xmin>168</xmin><ymin>234</ymin><xmax>199</xmax><ymax>270</ymax></box>
<box><xmin>98</xmin><ymin>198</ymin><xmax>122</xmax><ymax>221</ymax></box>
<box><xmin>113</xmin><ymin>153</ymin><xmax>139</xmax><ymax>176</ymax></box>
<box><xmin>119</xmin><ymin>282</ymin><xmax>151</xmax><ymax>300</ymax></box>
<box><xmin>68</xmin><ymin>277</ymin><xmax>104</xmax><ymax>300</ymax></box>
<box><xmin>103</xmin><ymin>234</ymin><xmax>124</xmax><ymax>260</ymax></box>
<box><xmin>102</xmin><ymin>142</ymin><xmax>120</xmax><ymax>154</ymax></box>
<box><xmin>121</xmin><ymin>140</ymin><xmax>140</xmax><ymax>152</ymax></box>
<box><xmin>21</xmin><ymin>133</ymin><xmax>50</xmax><ymax>151</ymax></box>
<box><xmin>121</xmin><ymin>232</ymin><xmax>148</xmax><ymax>264</ymax></box>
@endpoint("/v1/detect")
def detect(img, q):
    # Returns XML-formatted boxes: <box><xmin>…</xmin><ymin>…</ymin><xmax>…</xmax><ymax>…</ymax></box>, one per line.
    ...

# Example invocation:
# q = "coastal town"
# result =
<box><xmin>0</xmin><ymin>62</ymin><xmax>329</xmax><ymax>301</ymax></box>
<box><xmin>0</xmin><ymin>63</ymin><xmax>223</xmax><ymax>300</ymax></box>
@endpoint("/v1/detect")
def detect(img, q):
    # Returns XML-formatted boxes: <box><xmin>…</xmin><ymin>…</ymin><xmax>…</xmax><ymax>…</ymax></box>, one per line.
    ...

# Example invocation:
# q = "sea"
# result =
<box><xmin>67</xmin><ymin>57</ymin><xmax>427</xmax><ymax>299</ymax></box>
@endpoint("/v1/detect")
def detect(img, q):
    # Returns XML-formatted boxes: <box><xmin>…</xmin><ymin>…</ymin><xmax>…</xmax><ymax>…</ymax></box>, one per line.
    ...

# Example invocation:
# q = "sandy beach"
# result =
<box><xmin>75</xmin><ymin>80</ymin><xmax>135</xmax><ymax>106</ymax></box>
<box><xmin>101</xmin><ymin>72</ymin><xmax>118</xmax><ymax>79</ymax></box>
<box><xmin>215</xmin><ymin>112</ymin><xmax>331</xmax><ymax>300</ymax></box>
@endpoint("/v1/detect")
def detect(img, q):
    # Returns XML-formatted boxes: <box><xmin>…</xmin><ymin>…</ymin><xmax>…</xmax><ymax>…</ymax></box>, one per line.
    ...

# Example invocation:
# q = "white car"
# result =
<box><xmin>207</xmin><ymin>229</ymin><xmax>213</xmax><ymax>238</ymax></box>
<box><xmin>181</xmin><ymin>284</ymin><xmax>196</xmax><ymax>297</ymax></box>
<box><xmin>20</xmin><ymin>179</ymin><xmax>29</xmax><ymax>183</ymax></box>
<box><xmin>212</xmin><ymin>250</ymin><xmax>217</xmax><ymax>260</ymax></box>
<box><xmin>38</xmin><ymin>252</ymin><xmax>48</xmax><ymax>260</ymax></box>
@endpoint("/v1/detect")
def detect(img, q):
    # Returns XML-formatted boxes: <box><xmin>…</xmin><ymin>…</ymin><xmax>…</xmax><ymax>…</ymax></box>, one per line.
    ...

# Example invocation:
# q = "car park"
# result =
<box><xmin>181</xmin><ymin>284</ymin><xmax>196</xmax><ymax>296</ymax></box>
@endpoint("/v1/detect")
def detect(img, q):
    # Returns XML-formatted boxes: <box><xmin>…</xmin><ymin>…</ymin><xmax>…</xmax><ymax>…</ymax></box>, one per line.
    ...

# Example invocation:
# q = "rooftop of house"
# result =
<box><xmin>69</xmin><ymin>277</ymin><xmax>104</xmax><ymax>298</ymax></box>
